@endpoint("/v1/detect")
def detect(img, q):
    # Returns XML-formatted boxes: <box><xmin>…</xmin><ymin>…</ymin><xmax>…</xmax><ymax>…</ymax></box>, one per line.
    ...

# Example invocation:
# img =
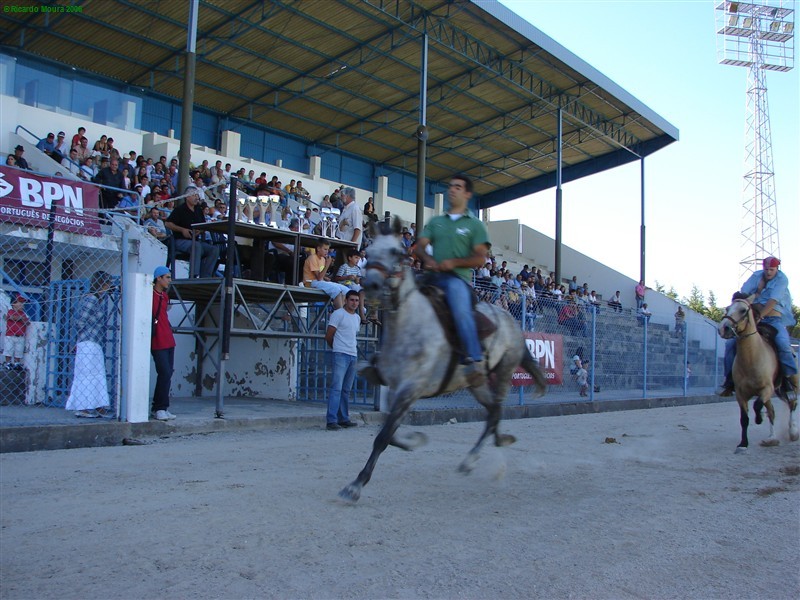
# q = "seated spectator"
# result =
<box><xmin>144</xmin><ymin>207</ymin><xmax>169</xmax><ymax>241</ymax></box>
<box><xmin>71</xmin><ymin>127</ymin><xmax>86</xmax><ymax>150</ymax></box>
<box><xmin>73</xmin><ymin>137</ymin><xmax>91</xmax><ymax>164</ymax></box>
<box><xmin>106</xmin><ymin>138</ymin><xmax>120</xmax><ymax>161</ymax></box>
<box><xmin>9</xmin><ymin>145</ymin><xmax>30</xmax><ymax>170</ymax></box>
<box><xmin>401</xmin><ymin>231</ymin><xmax>414</xmax><ymax>253</ymax></box>
<box><xmin>165</xmin><ymin>186</ymin><xmax>220</xmax><ymax>278</ymax></box>
<box><xmin>637</xmin><ymin>303</ymin><xmax>652</xmax><ymax>326</ymax></box>
<box><xmin>295</xmin><ymin>180</ymin><xmax>311</xmax><ymax>204</ymax></box>
<box><xmin>36</xmin><ymin>132</ymin><xmax>57</xmax><ymax>158</ymax></box>
<box><xmin>52</xmin><ymin>132</ymin><xmax>68</xmax><ymax>162</ymax></box>
<box><xmin>255</xmin><ymin>172</ymin><xmax>268</xmax><ymax>187</ymax></box>
<box><xmin>6</xmin><ymin>155</ymin><xmax>16</xmax><ymax>167</ymax></box>
<box><xmin>476</xmin><ymin>260</ymin><xmax>491</xmax><ymax>281</ymax></box>
<box><xmin>588</xmin><ymin>290</ymin><xmax>601</xmax><ymax>310</ymax></box>
<box><xmin>150</xmin><ymin>162</ymin><xmax>166</xmax><ymax>186</ymax></box>
<box><xmin>116</xmin><ymin>192</ymin><xmax>140</xmax><ymax>220</ymax></box>
<box><xmin>79</xmin><ymin>157</ymin><xmax>95</xmax><ymax>180</ymax></box>
<box><xmin>608</xmin><ymin>290</ymin><xmax>622</xmax><ymax>312</ymax></box>
<box><xmin>157</xmin><ymin>183</ymin><xmax>171</xmax><ymax>202</ymax></box>
<box><xmin>519</xmin><ymin>265</ymin><xmax>531</xmax><ymax>282</ymax></box>
<box><xmin>284</xmin><ymin>179</ymin><xmax>297</xmax><ymax>202</ymax></box>
<box><xmin>303</xmin><ymin>240</ymin><xmax>348</xmax><ymax>309</ymax></box>
<box><xmin>334</xmin><ymin>248</ymin><xmax>372</xmax><ymax>323</ymax></box>
<box><xmin>61</xmin><ymin>148</ymin><xmax>81</xmax><ymax>176</ymax></box>
<box><xmin>199</xmin><ymin>160</ymin><xmax>212</xmax><ymax>186</ymax></box>
<box><xmin>320</xmin><ymin>195</ymin><xmax>333</xmax><ymax>209</ymax></box>
<box><xmin>558</xmin><ymin>299</ymin><xmax>588</xmax><ymax>336</ymax></box>
<box><xmin>160</xmin><ymin>199</ymin><xmax>174</xmax><ymax>220</ymax></box>
<box><xmin>674</xmin><ymin>306</ymin><xmax>686</xmax><ymax>335</ymax></box>
<box><xmin>92</xmin><ymin>135</ymin><xmax>109</xmax><ymax>159</ymax></box>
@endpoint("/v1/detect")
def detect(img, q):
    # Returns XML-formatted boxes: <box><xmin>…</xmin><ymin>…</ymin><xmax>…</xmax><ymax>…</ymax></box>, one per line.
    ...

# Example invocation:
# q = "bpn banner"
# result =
<box><xmin>0</xmin><ymin>166</ymin><xmax>102</xmax><ymax>236</ymax></box>
<box><xmin>512</xmin><ymin>332</ymin><xmax>563</xmax><ymax>386</ymax></box>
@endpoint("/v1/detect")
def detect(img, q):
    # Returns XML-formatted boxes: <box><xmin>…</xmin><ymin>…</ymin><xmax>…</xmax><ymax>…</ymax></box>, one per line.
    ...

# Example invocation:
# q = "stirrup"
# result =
<box><xmin>719</xmin><ymin>380</ymin><xmax>735</xmax><ymax>397</ymax></box>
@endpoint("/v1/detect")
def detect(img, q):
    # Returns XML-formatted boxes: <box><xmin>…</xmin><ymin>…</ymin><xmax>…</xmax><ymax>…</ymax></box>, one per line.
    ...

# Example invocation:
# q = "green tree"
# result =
<box><xmin>654</xmin><ymin>281</ymin><xmax>666</xmax><ymax>294</ymax></box>
<box><xmin>705</xmin><ymin>290</ymin><xmax>725</xmax><ymax>322</ymax></box>
<box><xmin>666</xmin><ymin>286</ymin><xmax>679</xmax><ymax>301</ymax></box>
<box><xmin>683</xmin><ymin>285</ymin><xmax>706</xmax><ymax>315</ymax></box>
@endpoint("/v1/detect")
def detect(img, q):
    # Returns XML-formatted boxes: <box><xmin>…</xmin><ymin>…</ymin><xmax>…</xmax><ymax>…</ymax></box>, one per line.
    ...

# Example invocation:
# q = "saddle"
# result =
<box><xmin>418</xmin><ymin>284</ymin><xmax>497</xmax><ymax>359</ymax></box>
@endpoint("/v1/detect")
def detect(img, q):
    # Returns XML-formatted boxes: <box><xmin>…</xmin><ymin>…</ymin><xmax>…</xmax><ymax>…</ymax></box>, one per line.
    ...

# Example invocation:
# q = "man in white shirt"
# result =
<box><xmin>324</xmin><ymin>290</ymin><xmax>361</xmax><ymax>430</ymax></box>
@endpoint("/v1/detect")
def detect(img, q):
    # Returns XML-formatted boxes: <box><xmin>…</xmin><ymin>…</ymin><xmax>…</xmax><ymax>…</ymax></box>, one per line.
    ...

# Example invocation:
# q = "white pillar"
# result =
<box><xmin>221</xmin><ymin>130</ymin><xmax>241</xmax><ymax>159</ymax></box>
<box><xmin>123</xmin><ymin>272</ymin><xmax>153</xmax><ymax>423</ymax></box>
<box><xmin>434</xmin><ymin>192</ymin><xmax>444</xmax><ymax>216</ymax></box>
<box><xmin>309</xmin><ymin>155</ymin><xmax>322</xmax><ymax>180</ymax></box>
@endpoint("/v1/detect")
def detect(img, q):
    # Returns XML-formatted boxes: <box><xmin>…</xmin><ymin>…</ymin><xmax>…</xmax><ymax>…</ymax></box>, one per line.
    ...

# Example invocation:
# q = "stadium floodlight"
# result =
<box><xmin>715</xmin><ymin>1</ymin><xmax>795</xmax><ymax>276</ymax></box>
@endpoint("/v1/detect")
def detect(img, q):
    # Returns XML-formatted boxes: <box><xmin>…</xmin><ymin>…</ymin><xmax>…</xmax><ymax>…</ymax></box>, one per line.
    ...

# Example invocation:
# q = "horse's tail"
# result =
<box><xmin>519</xmin><ymin>340</ymin><xmax>547</xmax><ymax>397</ymax></box>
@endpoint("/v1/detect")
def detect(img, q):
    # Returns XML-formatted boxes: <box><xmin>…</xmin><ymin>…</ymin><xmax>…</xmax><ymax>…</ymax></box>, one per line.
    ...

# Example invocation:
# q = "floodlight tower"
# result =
<box><xmin>715</xmin><ymin>1</ymin><xmax>795</xmax><ymax>278</ymax></box>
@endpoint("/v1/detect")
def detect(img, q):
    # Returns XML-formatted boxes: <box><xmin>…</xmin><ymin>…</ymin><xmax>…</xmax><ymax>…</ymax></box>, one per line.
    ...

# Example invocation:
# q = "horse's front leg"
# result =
<box><xmin>787</xmin><ymin>375</ymin><xmax>799</xmax><ymax>442</ymax></box>
<box><xmin>736</xmin><ymin>397</ymin><xmax>750</xmax><ymax>454</ymax></box>
<box><xmin>339</xmin><ymin>386</ymin><xmax>417</xmax><ymax>503</ymax></box>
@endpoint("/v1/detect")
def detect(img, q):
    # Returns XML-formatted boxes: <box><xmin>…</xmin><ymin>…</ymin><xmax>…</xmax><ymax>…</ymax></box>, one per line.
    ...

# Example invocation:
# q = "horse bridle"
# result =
<box><xmin>365</xmin><ymin>252</ymin><xmax>409</xmax><ymax>311</ymax></box>
<box><xmin>721</xmin><ymin>299</ymin><xmax>757</xmax><ymax>339</ymax></box>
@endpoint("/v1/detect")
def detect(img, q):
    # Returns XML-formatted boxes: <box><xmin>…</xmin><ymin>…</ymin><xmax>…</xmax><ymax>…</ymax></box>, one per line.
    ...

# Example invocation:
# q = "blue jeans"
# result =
<box><xmin>429</xmin><ymin>272</ymin><xmax>482</xmax><ymax>363</ymax></box>
<box><xmin>327</xmin><ymin>352</ymin><xmax>357</xmax><ymax>424</ymax></box>
<box><xmin>151</xmin><ymin>347</ymin><xmax>174</xmax><ymax>412</ymax></box>
<box><xmin>174</xmin><ymin>238</ymin><xmax>219</xmax><ymax>278</ymax></box>
<box><xmin>724</xmin><ymin>315</ymin><xmax>798</xmax><ymax>379</ymax></box>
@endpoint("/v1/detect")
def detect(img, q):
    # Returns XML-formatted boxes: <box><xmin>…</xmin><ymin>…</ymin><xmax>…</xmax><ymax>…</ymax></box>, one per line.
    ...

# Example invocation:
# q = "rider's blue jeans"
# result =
<box><xmin>724</xmin><ymin>315</ymin><xmax>798</xmax><ymax>379</ymax></box>
<box><xmin>429</xmin><ymin>272</ymin><xmax>482</xmax><ymax>363</ymax></box>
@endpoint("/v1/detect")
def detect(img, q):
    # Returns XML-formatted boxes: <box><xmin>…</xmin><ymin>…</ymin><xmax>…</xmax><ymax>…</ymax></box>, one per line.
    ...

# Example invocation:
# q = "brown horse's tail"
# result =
<box><xmin>520</xmin><ymin>341</ymin><xmax>547</xmax><ymax>397</ymax></box>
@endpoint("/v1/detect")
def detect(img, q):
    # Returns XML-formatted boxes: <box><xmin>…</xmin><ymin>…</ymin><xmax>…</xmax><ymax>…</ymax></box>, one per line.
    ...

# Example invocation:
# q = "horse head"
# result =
<box><xmin>719</xmin><ymin>294</ymin><xmax>757</xmax><ymax>339</ymax></box>
<box><xmin>362</xmin><ymin>217</ymin><xmax>409</xmax><ymax>307</ymax></box>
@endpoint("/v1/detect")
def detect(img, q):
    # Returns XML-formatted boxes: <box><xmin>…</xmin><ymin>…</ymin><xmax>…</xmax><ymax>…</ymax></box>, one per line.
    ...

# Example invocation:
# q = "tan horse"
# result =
<box><xmin>718</xmin><ymin>297</ymin><xmax>799</xmax><ymax>453</ymax></box>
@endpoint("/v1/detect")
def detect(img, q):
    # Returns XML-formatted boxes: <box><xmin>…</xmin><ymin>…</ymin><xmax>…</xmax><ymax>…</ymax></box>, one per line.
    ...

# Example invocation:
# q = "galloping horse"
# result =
<box><xmin>718</xmin><ymin>296</ymin><xmax>799</xmax><ymax>453</ymax></box>
<box><xmin>339</xmin><ymin>220</ymin><xmax>547</xmax><ymax>503</ymax></box>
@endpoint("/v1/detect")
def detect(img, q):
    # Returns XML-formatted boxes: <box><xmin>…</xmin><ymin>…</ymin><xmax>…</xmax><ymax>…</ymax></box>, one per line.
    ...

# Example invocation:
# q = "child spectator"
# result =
<box><xmin>4</xmin><ymin>296</ymin><xmax>29</xmax><ymax>369</ymax></box>
<box><xmin>576</xmin><ymin>364</ymin><xmax>589</xmax><ymax>397</ymax></box>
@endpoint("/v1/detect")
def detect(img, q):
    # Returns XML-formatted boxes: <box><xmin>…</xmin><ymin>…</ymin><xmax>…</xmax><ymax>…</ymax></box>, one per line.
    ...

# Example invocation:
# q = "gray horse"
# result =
<box><xmin>339</xmin><ymin>220</ymin><xmax>547</xmax><ymax>503</ymax></box>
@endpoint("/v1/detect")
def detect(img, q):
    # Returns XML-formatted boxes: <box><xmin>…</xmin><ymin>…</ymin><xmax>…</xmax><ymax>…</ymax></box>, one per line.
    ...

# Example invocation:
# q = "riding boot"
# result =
<box><xmin>780</xmin><ymin>373</ymin><xmax>798</xmax><ymax>399</ymax></box>
<box><xmin>464</xmin><ymin>359</ymin><xmax>487</xmax><ymax>388</ymax></box>
<box><xmin>719</xmin><ymin>376</ymin><xmax>735</xmax><ymax>397</ymax></box>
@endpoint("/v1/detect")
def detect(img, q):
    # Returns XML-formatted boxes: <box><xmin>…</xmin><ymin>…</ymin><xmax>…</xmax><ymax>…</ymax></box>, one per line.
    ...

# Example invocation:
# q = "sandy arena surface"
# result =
<box><xmin>1</xmin><ymin>401</ymin><xmax>799</xmax><ymax>600</ymax></box>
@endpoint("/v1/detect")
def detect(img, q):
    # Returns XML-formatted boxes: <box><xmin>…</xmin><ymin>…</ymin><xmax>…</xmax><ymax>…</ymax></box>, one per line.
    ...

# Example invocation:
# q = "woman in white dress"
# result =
<box><xmin>65</xmin><ymin>271</ymin><xmax>113</xmax><ymax>418</ymax></box>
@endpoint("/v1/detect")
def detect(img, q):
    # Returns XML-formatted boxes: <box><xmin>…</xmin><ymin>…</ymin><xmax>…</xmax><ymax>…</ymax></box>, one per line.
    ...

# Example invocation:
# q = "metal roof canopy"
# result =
<box><xmin>0</xmin><ymin>0</ymin><xmax>678</xmax><ymax>209</ymax></box>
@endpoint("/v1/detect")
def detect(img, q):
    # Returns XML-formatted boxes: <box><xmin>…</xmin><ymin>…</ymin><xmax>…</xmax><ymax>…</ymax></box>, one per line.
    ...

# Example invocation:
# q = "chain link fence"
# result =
<box><xmin>1</xmin><ymin>182</ymin><xmax>124</xmax><ymax>421</ymax></box>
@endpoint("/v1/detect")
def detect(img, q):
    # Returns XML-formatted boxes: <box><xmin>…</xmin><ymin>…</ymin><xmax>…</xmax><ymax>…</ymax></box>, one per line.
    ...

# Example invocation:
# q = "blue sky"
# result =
<box><xmin>491</xmin><ymin>0</ymin><xmax>799</xmax><ymax>306</ymax></box>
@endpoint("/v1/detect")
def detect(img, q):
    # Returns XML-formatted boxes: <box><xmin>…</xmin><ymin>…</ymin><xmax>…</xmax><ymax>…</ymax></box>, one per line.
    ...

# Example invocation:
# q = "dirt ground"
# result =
<box><xmin>1</xmin><ymin>401</ymin><xmax>798</xmax><ymax>600</ymax></box>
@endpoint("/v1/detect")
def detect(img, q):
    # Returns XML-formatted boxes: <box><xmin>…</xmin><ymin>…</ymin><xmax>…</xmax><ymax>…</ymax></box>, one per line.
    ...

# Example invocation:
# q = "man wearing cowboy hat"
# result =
<box><xmin>720</xmin><ymin>256</ymin><xmax>797</xmax><ymax>396</ymax></box>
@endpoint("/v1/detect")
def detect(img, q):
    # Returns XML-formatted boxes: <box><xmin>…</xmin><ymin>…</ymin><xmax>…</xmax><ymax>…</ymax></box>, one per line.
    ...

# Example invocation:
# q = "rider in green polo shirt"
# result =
<box><xmin>414</xmin><ymin>174</ymin><xmax>490</xmax><ymax>385</ymax></box>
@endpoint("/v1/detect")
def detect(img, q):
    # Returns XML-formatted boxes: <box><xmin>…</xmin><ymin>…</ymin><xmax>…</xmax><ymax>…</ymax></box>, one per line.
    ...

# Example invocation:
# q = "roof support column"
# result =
<box><xmin>415</xmin><ymin>33</ymin><xmax>429</xmax><ymax>230</ymax></box>
<box><xmin>640</xmin><ymin>156</ymin><xmax>645</xmax><ymax>284</ymax></box>
<box><xmin>554</xmin><ymin>107</ymin><xmax>563</xmax><ymax>286</ymax></box>
<box><xmin>178</xmin><ymin>0</ymin><xmax>199</xmax><ymax>198</ymax></box>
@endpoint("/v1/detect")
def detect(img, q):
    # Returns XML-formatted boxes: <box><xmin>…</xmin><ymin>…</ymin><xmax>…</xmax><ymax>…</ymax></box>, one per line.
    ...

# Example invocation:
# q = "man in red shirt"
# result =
<box><xmin>151</xmin><ymin>266</ymin><xmax>177</xmax><ymax>421</ymax></box>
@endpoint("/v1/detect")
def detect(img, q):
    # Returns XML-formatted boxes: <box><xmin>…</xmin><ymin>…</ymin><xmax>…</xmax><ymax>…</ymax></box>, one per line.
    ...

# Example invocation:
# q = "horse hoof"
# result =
<box><xmin>495</xmin><ymin>433</ymin><xmax>517</xmax><ymax>447</ymax></box>
<box><xmin>405</xmin><ymin>431</ymin><xmax>429</xmax><ymax>450</ymax></box>
<box><xmin>760</xmin><ymin>438</ymin><xmax>780</xmax><ymax>447</ymax></box>
<box><xmin>458</xmin><ymin>455</ymin><xmax>478</xmax><ymax>474</ymax></box>
<box><xmin>790</xmin><ymin>429</ymin><xmax>799</xmax><ymax>442</ymax></box>
<box><xmin>734</xmin><ymin>446</ymin><xmax>748</xmax><ymax>454</ymax></box>
<box><xmin>338</xmin><ymin>484</ymin><xmax>362</xmax><ymax>503</ymax></box>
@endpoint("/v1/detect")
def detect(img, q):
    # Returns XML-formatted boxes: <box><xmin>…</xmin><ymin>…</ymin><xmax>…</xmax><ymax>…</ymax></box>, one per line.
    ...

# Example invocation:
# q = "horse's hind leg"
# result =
<box><xmin>458</xmin><ymin>361</ymin><xmax>517</xmax><ymax>474</ymax></box>
<box><xmin>760</xmin><ymin>397</ymin><xmax>780</xmax><ymax>447</ymax></box>
<box><xmin>787</xmin><ymin>375</ymin><xmax>799</xmax><ymax>442</ymax></box>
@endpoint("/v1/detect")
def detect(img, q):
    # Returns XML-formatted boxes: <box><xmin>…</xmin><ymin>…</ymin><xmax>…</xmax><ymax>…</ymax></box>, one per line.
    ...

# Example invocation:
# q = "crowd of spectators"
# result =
<box><xmin>7</xmin><ymin>127</ymin><xmax>672</xmax><ymax>336</ymax></box>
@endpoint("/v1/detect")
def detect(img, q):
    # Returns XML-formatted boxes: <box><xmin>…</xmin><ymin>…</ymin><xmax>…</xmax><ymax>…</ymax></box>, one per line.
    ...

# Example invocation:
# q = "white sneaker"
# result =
<box><xmin>154</xmin><ymin>410</ymin><xmax>171</xmax><ymax>421</ymax></box>
<box><xmin>164</xmin><ymin>410</ymin><xmax>177</xmax><ymax>420</ymax></box>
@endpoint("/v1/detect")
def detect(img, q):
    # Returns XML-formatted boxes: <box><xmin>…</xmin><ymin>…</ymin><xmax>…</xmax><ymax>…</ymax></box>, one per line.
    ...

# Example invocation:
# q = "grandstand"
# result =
<box><xmin>1</xmin><ymin>1</ymin><xmax>723</xmax><ymax>424</ymax></box>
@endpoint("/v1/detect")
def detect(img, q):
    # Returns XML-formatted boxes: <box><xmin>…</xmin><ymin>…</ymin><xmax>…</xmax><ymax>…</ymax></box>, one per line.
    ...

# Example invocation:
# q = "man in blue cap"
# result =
<box><xmin>151</xmin><ymin>266</ymin><xmax>176</xmax><ymax>420</ymax></box>
<box><xmin>720</xmin><ymin>256</ymin><xmax>797</xmax><ymax>397</ymax></box>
